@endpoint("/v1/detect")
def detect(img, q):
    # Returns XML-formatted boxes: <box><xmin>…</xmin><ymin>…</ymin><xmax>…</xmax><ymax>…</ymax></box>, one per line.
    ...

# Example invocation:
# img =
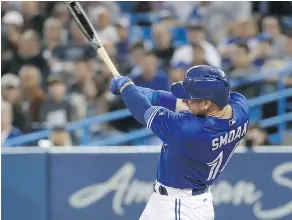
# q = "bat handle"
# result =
<box><xmin>97</xmin><ymin>47</ymin><xmax>120</xmax><ymax>78</ymax></box>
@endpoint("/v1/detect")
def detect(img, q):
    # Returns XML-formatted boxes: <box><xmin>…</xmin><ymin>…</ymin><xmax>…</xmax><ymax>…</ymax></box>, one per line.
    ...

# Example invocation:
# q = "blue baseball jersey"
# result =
<box><xmin>144</xmin><ymin>92</ymin><xmax>249</xmax><ymax>189</ymax></box>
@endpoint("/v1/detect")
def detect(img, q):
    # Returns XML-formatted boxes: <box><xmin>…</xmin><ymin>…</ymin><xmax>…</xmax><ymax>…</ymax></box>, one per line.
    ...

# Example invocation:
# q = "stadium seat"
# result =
<box><xmin>140</xmin><ymin>26</ymin><xmax>152</xmax><ymax>41</ymax></box>
<box><xmin>117</xmin><ymin>2</ymin><xmax>135</xmax><ymax>13</ymax></box>
<box><xmin>171</xmin><ymin>27</ymin><xmax>188</xmax><ymax>46</ymax></box>
<box><xmin>268</xmin><ymin>133</ymin><xmax>280</xmax><ymax>145</ymax></box>
<box><xmin>129</xmin><ymin>13</ymin><xmax>159</xmax><ymax>26</ymax></box>
<box><xmin>129</xmin><ymin>26</ymin><xmax>188</xmax><ymax>47</ymax></box>
<box><xmin>249</xmin><ymin>107</ymin><xmax>262</xmax><ymax>121</ymax></box>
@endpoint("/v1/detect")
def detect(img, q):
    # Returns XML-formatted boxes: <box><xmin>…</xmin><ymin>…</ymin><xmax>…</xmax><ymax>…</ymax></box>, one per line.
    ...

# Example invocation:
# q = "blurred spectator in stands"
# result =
<box><xmin>99</xmin><ymin>61</ymin><xmax>114</xmax><ymax>89</ymax></box>
<box><xmin>170</xmin><ymin>62</ymin><xmax>189</xmax><ymax>83</ymax></box>
<box><xmin>220</xmin><ymin>19</ymin><xmax>259</xmax><ymax>51</ymax></box>
<box><xmin>69</xmin><ymin>58</ymin><xmax>97</xmax><ymax>102</ymax></box>
<box><xmin>49</xmin><ymin>126</ymin><xmax>72</xmax><ymax>147</ymax></box>
<box><xmin>155</xmin><ymin>10</ymin><xmax>178</xmax><ymax>29</ymax></box>
<box><xmin>115</xmin><ymin>17</ymin><xmax>131</xmax><ymax>71</ymax></box>
<box><xmin>2</xmin><ymin>74</ymin><xmax>30</xmax><ymax>133</ymax></box>
<box><xmin>129</xmin><ymin>42</ymin><xmax>147</xmax><ymax>77</ymax></box>
<box><xmin>19</xmin><ymin>65</ymin><xmax>45</xmax><ymax>129</ymax></box>
<box><xmin>43</xmin><ymin>17</ymin><xmax>64</xmax><ymax>72</ymax></box>
<box><xmin>218</xmin><ymin>19</ymin><xmax>259</xmax><ymax>71</ymax></box>
<box><xmin>21</xmin><ymin>2</ymin><xmax>44</xmax><ymax>37</ymax></box>
<box><xmin>1</xmin><ymin>101</ymin><xmax>22</xmax><ymax>146</ymax></box>
<box><xmin>52</xmin><ymin>3</ymin><xmax>70</xmax><ymax>28</ymax></box>
<box><xmin>1</xmin><ymin>2</ymin><xmax>11</xmax><ymax>18</ymax></box>
<box><xmin>187</xmin><ymin>20</ymin><xmax>221</xmax><ymax>68</ymax></box>
<box><xmin>252</xmin><ymin>34</ymin><xmax>273</xmax><ymax>68</ymax></box>
<box><xmin>283</xmin><ymin>34</ymin><xmax>292</xmax><ymax>61</ymax></box>
<box><xmin>40</xmin><ymin>75</ymin><xmax>73</xmax><ymax>128</ymax></box>
<box><xmin>39</xmin><ymin>2</ymin><xmax>57</xmax><ymax>20</ymax></box>
<box><xmin>172</xmin><ymin>20</ymin><xmax>221</xmax><ymax>69</ymax></box>
<box><xmin>96</xmin><ymin>59</ymin><xmax>141</xmax><ymax>141</ymax></box>
<box><xmin>191</xmin><ymin>43</ymin><xmax>210</xmax><ymax>66</ymax></box>
<box><xmin>132</xmin><ymin>51</ymin><xmax>169</xmax><ymax>91</ymax></box>
<box><xmin>230</xmin><ymin>43</ymin><xmax>259</xmax><ymax>98</ymax></box>
<box><xmin>160</xmin><ymin>2</ymin><xmax>200</xmax><ymax>25</ymax></box>
<box><xmin>260</xmin><ymin>60</ymin><xmax>288</xmax><ymax>93</ymax></box>
<box><xmin>69</xmin><ymin>58</ymin><xmax>115</xmax><ymax>132</ymax></box>
<box><xmin>244</xmin><ymin>124</ymin><xmax>272</xmax><ymax>148</ymax></box>
<box><xmin>87</xmin><ymin>1</ymin><xmax>121</xmax><ymax>23</ymax></box>
<box><xmin>1</xmin><ymin>11</ymin><xmax>24</xmax><ymax>75</ymax></box>
<box><xmin>53</xmin><ymin>21</ymin><xmax>96</xmax><ymax>73</ymax></box>
<box><xmin>93</xmin><ymin>6</ymin><xmax>118</xmax><ymax>44</ymax></box>
<box><xmin>199</xmin><ymin>2</ymin><xmax>252</xmax><ymax>44</ymax></box>
<box><xmin>68</xmin><ymin>58</ymin><xmax>111</xmax><ymax>118</ymax></box>
<box><xmin>69</xmin><ymin>93</ymin><xmax>87</xmax><ymax>122</ymax></box>
<box><xmin>230</xmin><ymin>43</ymin><xmax>258</xmax><ymax>78</ymax></box>
<box><xmin>261</xmin><ymin>16</ymin><xmax>287</xmax><ymax>58</ymax></box>
<box><xmin>18</xmin><ymin>30</ymin><xmax>50</xmax><ymax>83</ymax></box>
<box><xmin>152</xmin><ymin>23</ymin><xmax>175</xmax><ymax>70</ymax></box>
<box><xmin>51</xmin><ymin>3</ymin><xmax>70</xmax><ymax>43</ymax></box>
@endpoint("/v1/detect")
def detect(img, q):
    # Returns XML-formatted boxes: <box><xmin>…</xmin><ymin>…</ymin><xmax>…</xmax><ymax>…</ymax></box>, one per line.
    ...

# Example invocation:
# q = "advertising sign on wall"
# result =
<box><xmin>2</xmin><ymin>147</ymin><xmax>292</xmax><ymax>220</ymax></box>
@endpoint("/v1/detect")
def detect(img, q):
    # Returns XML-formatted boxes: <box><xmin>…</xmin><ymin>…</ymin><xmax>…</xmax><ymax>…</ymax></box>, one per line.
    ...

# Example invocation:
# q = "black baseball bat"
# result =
<box><xmin>66</xmin><ymin>1</ymin><xmax>120</xmax><ymax>77</ymax></box>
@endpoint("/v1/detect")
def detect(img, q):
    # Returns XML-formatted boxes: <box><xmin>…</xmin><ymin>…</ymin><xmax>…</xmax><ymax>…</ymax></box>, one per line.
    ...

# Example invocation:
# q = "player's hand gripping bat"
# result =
<box><xmin>66</xmin><ymin>1</ymin><xmax>120</xmax><ymax>78</ymax></box>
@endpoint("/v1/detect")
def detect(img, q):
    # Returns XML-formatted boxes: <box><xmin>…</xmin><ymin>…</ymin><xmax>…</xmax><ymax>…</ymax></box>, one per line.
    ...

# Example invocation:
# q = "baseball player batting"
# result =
<box><xmin>110</xmin><ymin>65</ymin><xmax>249</xmax><ymax>220</ymax></box>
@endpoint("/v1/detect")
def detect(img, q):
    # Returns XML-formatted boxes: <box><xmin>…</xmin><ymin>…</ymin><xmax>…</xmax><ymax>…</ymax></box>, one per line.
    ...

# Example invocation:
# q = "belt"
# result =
<box><xmin>153</xmin><ymin>183</ymin><xmax>208</xmax><ymax>196</ymax></box>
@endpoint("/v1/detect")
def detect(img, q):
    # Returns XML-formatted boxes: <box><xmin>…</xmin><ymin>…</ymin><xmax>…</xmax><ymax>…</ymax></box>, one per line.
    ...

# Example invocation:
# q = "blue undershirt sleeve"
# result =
<box><xmin>156</xmin><ymin>90</ymin><xmax>177</xmax><ymax>111</ymax></box>
<box><xmin>136</xmin><ymin>86</ymin><xmax>177</xmax><ymax>111</ymax></box>
<box><xmin>120</xmin><ymin>84</ymin><xmax>186</xmax><ymax>144</ymax></box>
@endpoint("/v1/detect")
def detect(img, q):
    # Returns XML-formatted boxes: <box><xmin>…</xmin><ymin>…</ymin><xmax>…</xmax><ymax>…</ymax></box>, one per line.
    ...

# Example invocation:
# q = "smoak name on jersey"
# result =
<box><xmin>144</xmin><ymin>92</ymin><xmax>249</xmax><ymax>190</ymax></box>
<box><xmin>212</xmin><ymin>120</ymin><xmax>248</xmax><ymax>151</ymax></box>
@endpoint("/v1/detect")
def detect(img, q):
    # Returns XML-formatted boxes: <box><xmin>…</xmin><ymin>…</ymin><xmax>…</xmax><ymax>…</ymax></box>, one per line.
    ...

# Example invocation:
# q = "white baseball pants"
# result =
<box><xmin>139</xmin><ymin>182</ymin><xmax>215</xmax><ymax>220</ymax></box>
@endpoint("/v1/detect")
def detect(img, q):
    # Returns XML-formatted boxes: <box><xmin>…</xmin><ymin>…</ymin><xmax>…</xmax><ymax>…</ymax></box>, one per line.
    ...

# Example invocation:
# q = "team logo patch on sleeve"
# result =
<box><xmin>158</xmin><ymin>111</ymin><xmax>164</xmax><ymax>116</ymax></box>
<box><xmin>229</xmin><ymin>118</ymin><xmax>236</xmax><ymax>126</ymax></box>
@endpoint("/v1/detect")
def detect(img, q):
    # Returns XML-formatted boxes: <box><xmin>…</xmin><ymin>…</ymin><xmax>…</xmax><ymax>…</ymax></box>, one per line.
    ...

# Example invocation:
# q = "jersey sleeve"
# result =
<box><xmin>144</xmin><ymin>106</ymin><xmax>184</xmax><ymax>143</ymax></box>
<box><xmin>230</xmin><ymin>92</ymin><xmax>249</xmax><ymax>117</ymax></box>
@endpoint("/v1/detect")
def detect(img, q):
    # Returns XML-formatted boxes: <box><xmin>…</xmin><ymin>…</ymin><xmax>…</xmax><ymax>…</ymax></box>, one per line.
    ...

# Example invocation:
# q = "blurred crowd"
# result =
<box><xmin>1</xmin><ymin>1</ymin><xmax>292</xmax><ymax>147</ymax></box>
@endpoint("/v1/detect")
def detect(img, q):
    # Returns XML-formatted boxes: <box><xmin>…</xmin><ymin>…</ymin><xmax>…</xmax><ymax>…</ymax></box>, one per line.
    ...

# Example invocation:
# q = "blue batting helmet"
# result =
<box><xmin>171</xmin><ymin>65</ymin><xmax>230</xmax><ymax>108</ymax></box>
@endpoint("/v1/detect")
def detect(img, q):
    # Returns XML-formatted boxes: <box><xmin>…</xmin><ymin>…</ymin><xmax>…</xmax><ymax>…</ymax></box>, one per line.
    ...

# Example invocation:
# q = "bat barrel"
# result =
<box><xmin>66</xmin><ymin>1</ymin><xmax>119</xmax><ymax>77</ymax></box>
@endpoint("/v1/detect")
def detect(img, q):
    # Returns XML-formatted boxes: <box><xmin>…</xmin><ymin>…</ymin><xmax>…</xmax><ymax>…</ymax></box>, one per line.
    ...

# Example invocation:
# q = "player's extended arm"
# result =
<box><xmin>111</xmin><ymin>77</ymin><xmax>186</xmax><ymax>143</ymax></box>
<box><xmin>136</xmin><ymin>86</ymin><xmax>188</xmax><ymax>112</ymax></box>
<box><xmin>119</xmin><ymin>81</ymin><xmax>153</xmax><ymax>125</ymax></box>
<box><xmin>110</xmin><ymin>76</ymin><xmax>169</xmax><ymax>124</ymax></box>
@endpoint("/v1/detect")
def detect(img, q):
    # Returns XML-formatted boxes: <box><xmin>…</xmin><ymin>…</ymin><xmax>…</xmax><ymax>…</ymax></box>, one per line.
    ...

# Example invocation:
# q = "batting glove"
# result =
<box><xmin>110</xmin><ymin>76</ymin><xmax>133</xmax><ymax>95</ymax></box>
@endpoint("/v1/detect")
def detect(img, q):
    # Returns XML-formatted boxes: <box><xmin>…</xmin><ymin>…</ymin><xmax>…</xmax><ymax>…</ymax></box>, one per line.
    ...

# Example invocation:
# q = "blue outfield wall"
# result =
<box><xmin>2</xmin><ymin>150</ymin><xmax>48</xmax><ymax>220</ymax></box>
<box><xmin>2</xmin><ymin>147</ymin><xmax>292</xmax><ymax>220</ymax></box>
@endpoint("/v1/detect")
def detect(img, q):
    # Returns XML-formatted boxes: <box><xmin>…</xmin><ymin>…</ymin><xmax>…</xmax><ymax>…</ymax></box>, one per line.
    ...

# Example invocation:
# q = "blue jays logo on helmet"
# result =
<box><xmin>171</xmin><ymin>65</ymin><xmax>230</xmax><ymax>108</ymax></box>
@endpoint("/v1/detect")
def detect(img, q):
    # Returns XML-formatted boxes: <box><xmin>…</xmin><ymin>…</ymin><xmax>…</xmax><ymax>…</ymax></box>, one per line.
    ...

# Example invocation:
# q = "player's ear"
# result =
<box><xmin>205</xmin><ymin>100</ymin><xmax>212</xmax><ymax>109</ymax></box>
